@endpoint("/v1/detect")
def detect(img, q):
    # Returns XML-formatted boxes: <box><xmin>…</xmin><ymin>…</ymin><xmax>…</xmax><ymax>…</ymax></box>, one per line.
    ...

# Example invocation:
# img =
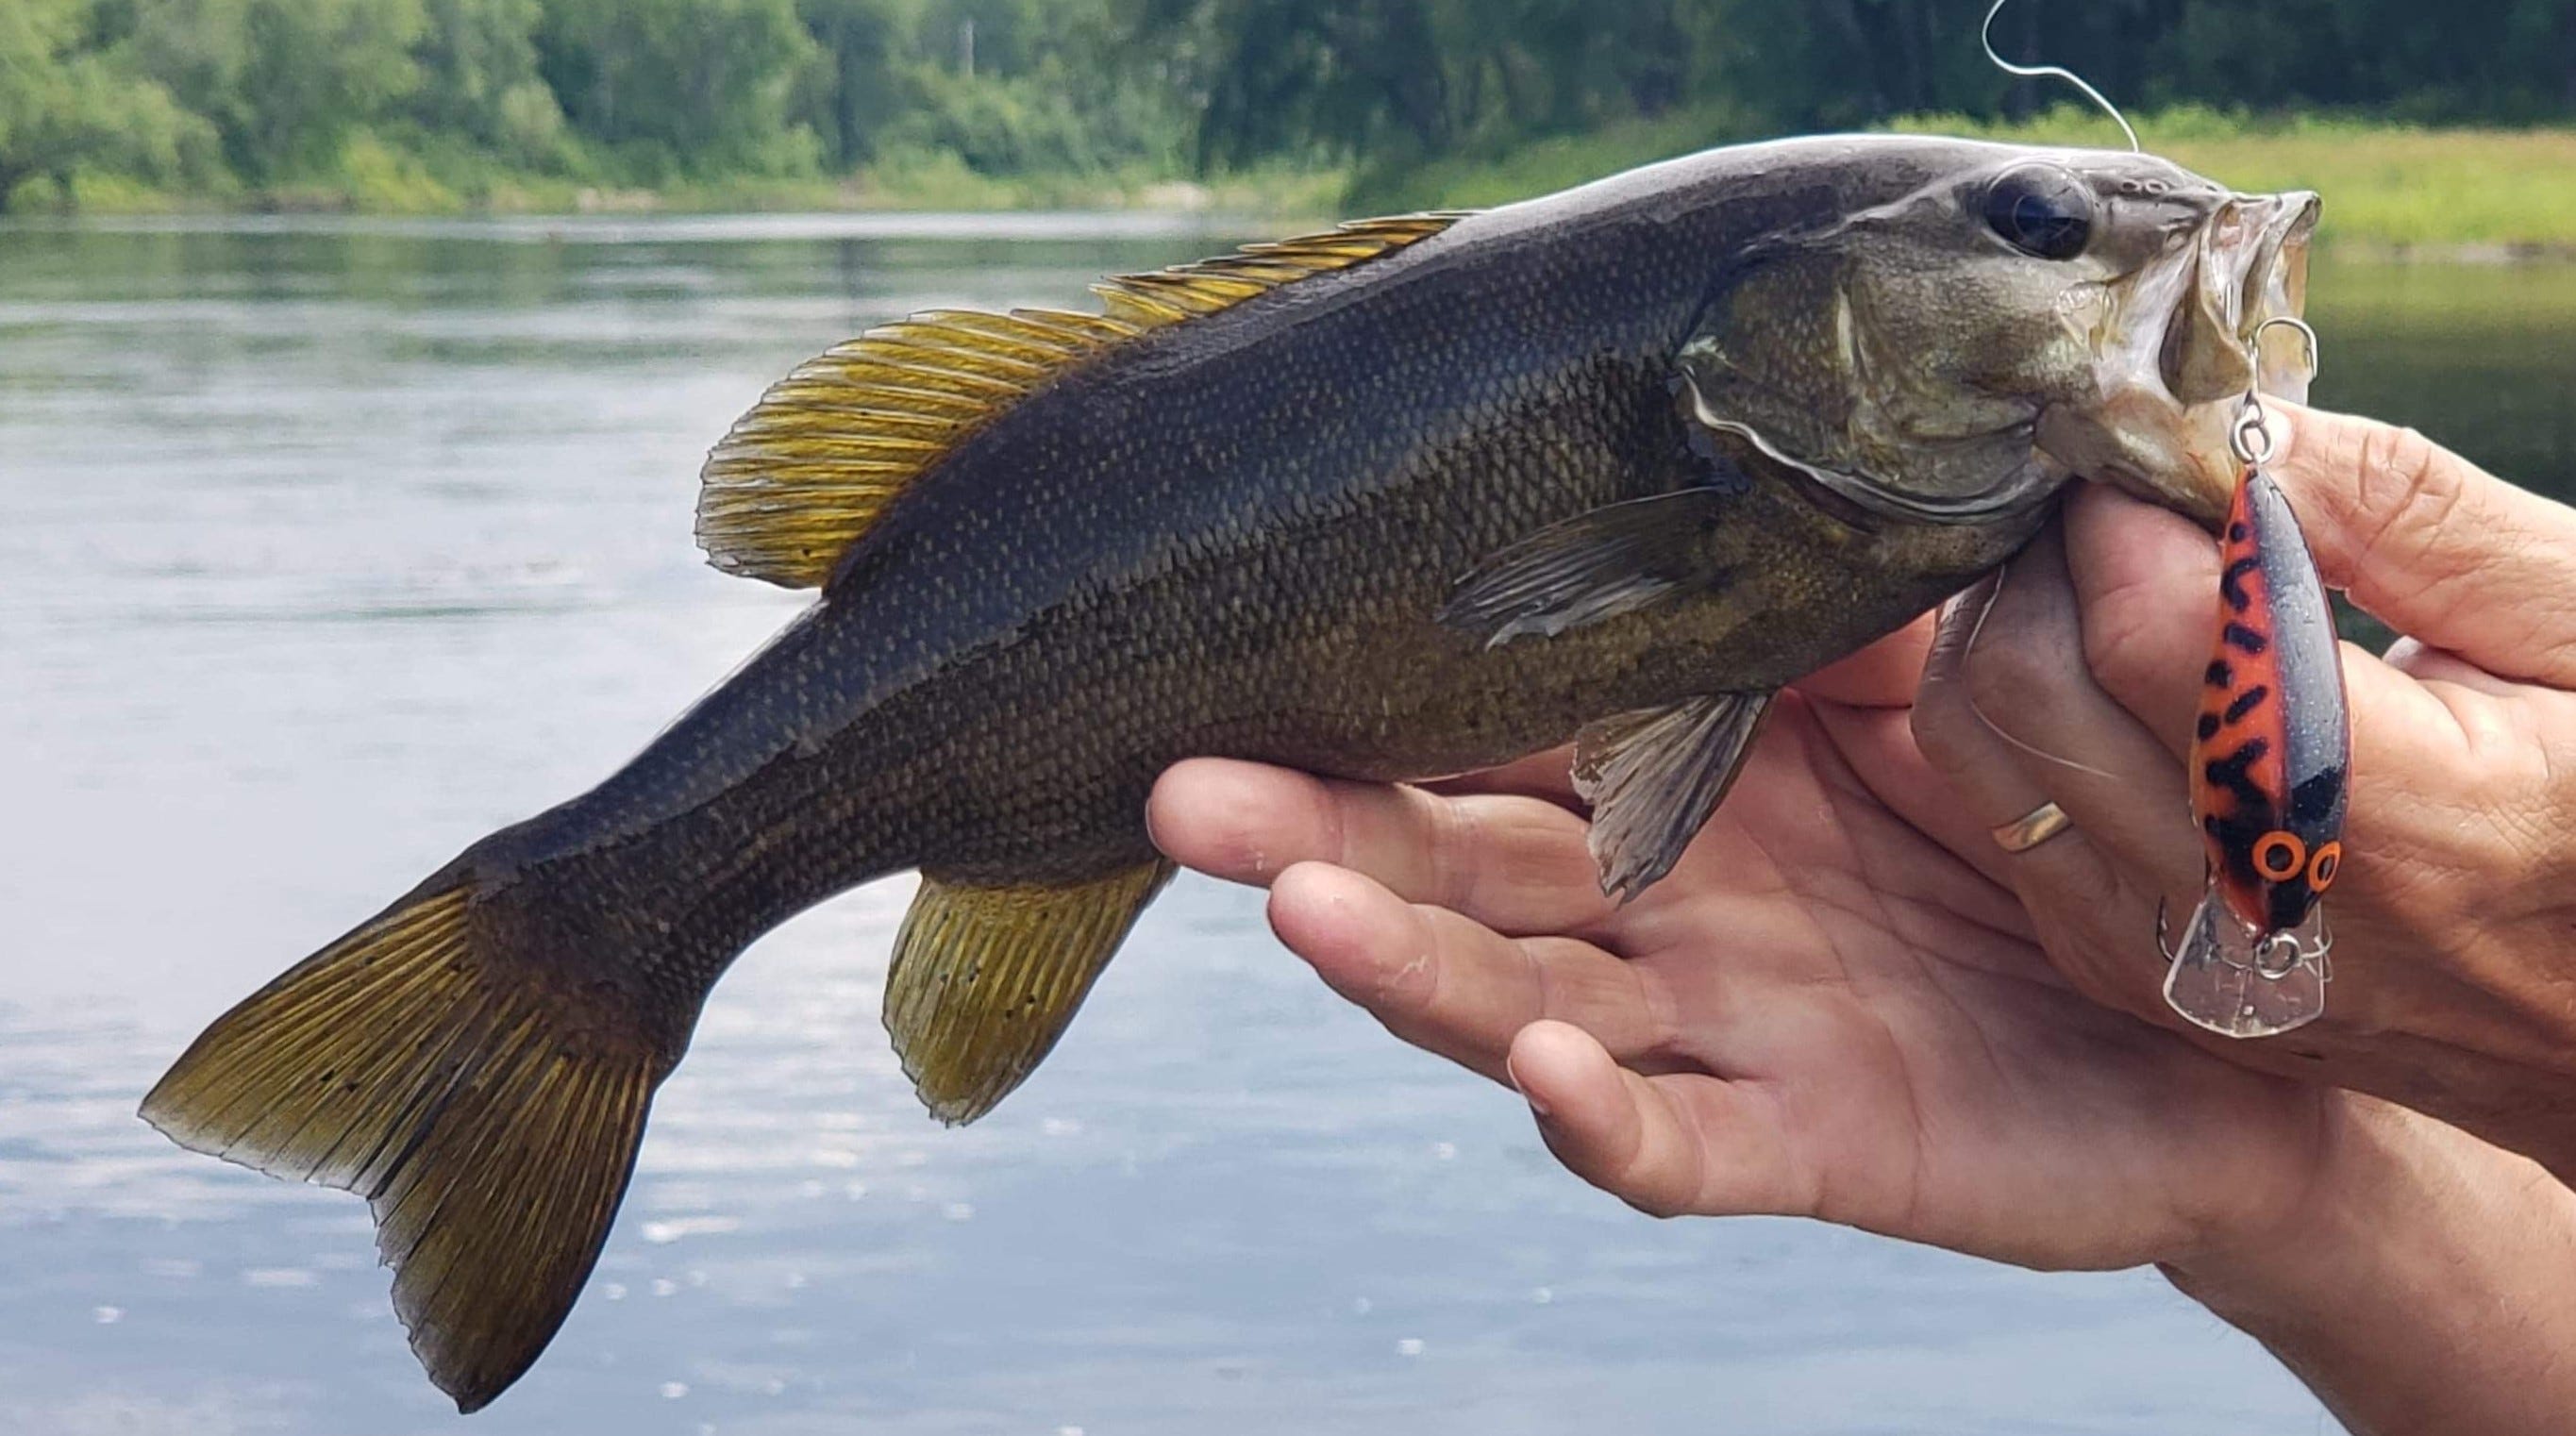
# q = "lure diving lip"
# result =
<box><xmin>2161</xmin><ymin>385</ymin><xmax>2350</xmax><ymax>1039</ymax></box>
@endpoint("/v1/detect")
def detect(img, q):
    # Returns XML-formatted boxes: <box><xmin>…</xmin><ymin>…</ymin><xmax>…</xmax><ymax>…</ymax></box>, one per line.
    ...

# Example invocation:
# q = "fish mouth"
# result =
<box><xmin>2035</xmin><ymin>190</ymin><xmax>2321</xmax><ymax>524</ymax></box>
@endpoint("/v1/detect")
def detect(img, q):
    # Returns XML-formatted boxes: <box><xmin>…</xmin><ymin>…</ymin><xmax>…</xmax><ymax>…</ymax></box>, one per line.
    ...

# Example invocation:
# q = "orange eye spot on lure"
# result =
<box><xmin>2253</xmin><ymin>830</ymin><xmax>2307</xmax><ymax>881</ymax></box>
<box><xmin>2307</xmin><ymin>841</ymin><xmax>2342</xmax><ymax>892</ymax></box>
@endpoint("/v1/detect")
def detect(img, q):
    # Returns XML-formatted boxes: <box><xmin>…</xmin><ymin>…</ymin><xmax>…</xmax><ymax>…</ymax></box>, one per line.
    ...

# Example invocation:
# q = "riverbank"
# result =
<box><xmin>25</xmin><ymin>146</ymin><xmax>1349</xmax><ymax>223</ymax></box>
<box><xmin>23</xmin><ymin>111</ymin><xmax>2576</xmax><ymax>258</ymax></box>
<box><xmin>1368</xmin><ymin>108</ymin><xmax>2576</xmax><ymax>258</ymax></box>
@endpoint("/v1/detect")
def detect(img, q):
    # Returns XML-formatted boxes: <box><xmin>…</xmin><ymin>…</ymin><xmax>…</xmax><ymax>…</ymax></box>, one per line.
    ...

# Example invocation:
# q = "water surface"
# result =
<box><xmin>7</xmin><ymin>215</ymin><xmax>2568</xmax><ymax>1436</ymax></box>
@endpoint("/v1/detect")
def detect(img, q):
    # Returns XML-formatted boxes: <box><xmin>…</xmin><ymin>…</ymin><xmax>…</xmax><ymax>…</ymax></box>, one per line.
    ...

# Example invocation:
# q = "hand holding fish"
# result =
<box><xmin>1150</xmin><ymin>660</ymin><xmax>2576</xmax><ymax>1434</ymax></box>
<box><xmin>1146</xmin><ymin>673</ymin><xmax>2333</xmax><ymax>1272</ymax></box>
<box><xmin>1912</xmin><ymin>404</ymin><xmax>2576</xmax><ymax>1184</ymax></box>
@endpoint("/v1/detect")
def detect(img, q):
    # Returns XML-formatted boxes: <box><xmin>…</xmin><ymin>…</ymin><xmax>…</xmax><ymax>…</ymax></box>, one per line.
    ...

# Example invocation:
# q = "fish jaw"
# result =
<box><xmin>2036</xmin><ymin>189</ymin><xmax>2320</xmax><ymax>526</ymax></box>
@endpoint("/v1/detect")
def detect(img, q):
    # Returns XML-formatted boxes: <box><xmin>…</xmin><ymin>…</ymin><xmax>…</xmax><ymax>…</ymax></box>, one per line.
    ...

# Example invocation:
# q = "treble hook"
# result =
<box><xmin>1981</xmin><ymin>0</ymin><xmax>2142</xmax><ymax>154</ymax></box>
<box><xmin>2253</xmin><ymin>314</ymin><xmax>2321</xmax><ymax>383</ymax></box>
<box><xmin>2229</xmin><ymin>316</ymin><xmax>2323</xmax><ymax>465</ymax></box>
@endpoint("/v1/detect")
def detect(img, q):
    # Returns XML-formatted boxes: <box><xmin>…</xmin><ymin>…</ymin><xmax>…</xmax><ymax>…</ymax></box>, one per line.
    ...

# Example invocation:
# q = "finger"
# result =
<box><xmin>2270</xmin><ymin>403</ymin><xmax>2576</xmax><ymax>688</ymax></box>
<box><xmin>1942</xmin><ymin>522</ymin><xmax>2204</xmax><ymax>895</ymax></box>
<box><xmin>1804</xmin><ymin>698</ymin><xmax>2041</xmax><ymax>937</ymax></box>
<box><xmin>1912</xmin><ymin>570</ymin><xmax>2166</xmax><ymax>906</ymax></box>
<box><xmin>2064</xmin><ymin>483</ymin><xmax>2531</xmax><ymax>804</ymax></box>
<box><xmin>1910</xmin><ymin>563</ymin><xmax>2177</xmax><ymax>1016</ymax></box>
<box><xmin>1267</xmin><ymin>864</ymin><xmax>1672</xmax><ymax>1082</ymax></box>
<box><xmin>2060</xmin><ymin>483</ymin><xmax>2221</xmax><ymax>752</ymax></box>
<box><xmin>1421</xmin><ymin>744</ymin><xmax>1581</xmax><ymax>806</ymax></box>
<box><xmin>1505</xmin><ymin>1020</ymin><xmax>1798</xmax><ymax>1220</ymax></box>
<box><xmin>1796</xmin><ymin>613</ymin><xmax>1938</xmax><ymax>708</ymax></box>
<box><xmin>1148</xmin><ymin>758</ymin><xmax>1616</xmax><ymax>935</ymax></box>
<box><xmin>2384</xmin><ymin>637</ymin><xmax>2539</xmax><ymax>701</ymax></box>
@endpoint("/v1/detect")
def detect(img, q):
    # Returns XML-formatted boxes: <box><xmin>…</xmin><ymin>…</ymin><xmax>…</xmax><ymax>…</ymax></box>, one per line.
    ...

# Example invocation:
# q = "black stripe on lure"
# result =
<box><xmin>2159</xmin><ymin>350</ymin><xmax>2349</xmax><ymax>1039</ymax></box>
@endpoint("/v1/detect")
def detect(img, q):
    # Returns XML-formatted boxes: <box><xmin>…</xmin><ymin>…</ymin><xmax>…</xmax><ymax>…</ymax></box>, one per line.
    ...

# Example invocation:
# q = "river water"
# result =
<box><xmin>4</xmin><ymin>212</ymin><xmax>2569</xmax><ymax>1435</ymax></box>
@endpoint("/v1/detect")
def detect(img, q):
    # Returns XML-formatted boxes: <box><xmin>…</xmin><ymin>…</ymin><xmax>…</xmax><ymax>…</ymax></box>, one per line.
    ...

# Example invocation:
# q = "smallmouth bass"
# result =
<box><xmin>143</xmin><ymin>135</ymin><xmax>2318</xmax><ymax>1409</ymax></box>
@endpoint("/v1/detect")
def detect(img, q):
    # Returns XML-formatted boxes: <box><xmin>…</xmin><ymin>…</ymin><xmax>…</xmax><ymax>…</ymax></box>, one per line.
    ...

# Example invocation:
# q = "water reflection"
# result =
<box><xmin>15</xmin><ymin>214</ymin><xmax>2566</xmax><ymax>1434</ymax></box>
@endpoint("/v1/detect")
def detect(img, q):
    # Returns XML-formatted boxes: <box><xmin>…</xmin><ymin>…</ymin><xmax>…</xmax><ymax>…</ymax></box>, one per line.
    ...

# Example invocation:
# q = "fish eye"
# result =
<box><xmin>1982</xmin><ymin>165</ymin><xmax>2095</xmax><ymax>260</ymax></box>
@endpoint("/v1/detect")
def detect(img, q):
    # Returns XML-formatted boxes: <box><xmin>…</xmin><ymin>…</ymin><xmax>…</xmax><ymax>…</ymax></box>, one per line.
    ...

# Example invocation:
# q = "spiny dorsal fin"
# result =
<box><xmin>696</xmin><ymin>212</ymin><xmax>1468</xmax><ymax>588</ymax></box>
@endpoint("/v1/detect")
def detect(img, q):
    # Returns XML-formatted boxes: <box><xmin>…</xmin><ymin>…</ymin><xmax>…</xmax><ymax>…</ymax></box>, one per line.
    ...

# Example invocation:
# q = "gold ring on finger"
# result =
<box><xmin>1991</xmin><ymin>801</ymin><xmax>2074</xmax><ymax>854</ymax></box>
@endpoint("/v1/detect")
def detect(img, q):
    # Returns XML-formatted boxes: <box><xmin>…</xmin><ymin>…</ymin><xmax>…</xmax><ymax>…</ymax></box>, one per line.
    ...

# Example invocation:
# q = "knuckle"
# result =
<box><xmin>1419</xmin><ymin>793</ymin><xmax>1480</xmax><ymax>910</ymax></box>
<box><xmin>2076</xmin><ymin>573</ymin><xmax>2166</xmax><ymax>691</ymax></box>
<box><xmin>2344</xmin><ymin>423</ymin><xmax>2463</xmax><ymax>571</ymax></box>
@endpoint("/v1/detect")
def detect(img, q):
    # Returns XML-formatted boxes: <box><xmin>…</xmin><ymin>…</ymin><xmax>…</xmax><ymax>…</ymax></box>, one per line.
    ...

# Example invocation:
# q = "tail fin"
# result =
<box><xmin>140</xmin><ymin>883</ymin><xmax>665</xmax><ymax>1412</ymax></box>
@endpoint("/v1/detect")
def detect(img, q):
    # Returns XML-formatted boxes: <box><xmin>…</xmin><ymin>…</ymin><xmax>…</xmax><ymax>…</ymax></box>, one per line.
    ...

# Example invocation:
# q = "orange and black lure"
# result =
<box><xmin>2160</xmin><ymin>445</ymin><xmax>2349</xmax><ymax>1038</ymax></box>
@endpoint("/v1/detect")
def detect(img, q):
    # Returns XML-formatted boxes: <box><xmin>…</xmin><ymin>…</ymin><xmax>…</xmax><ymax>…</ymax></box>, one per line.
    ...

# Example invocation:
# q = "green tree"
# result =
<box><xmin>795</xmin><ymin>0</ymin><xmax>917</xmax><ymax>165</ymax></box>
<box><xmin>0</xmin><ymin>0</ymin><xmax>216</xmax><ymax>207</ymax></box>
<box><xmin>125</xmin><ymin>0</ymin><xmax>427</xmax><ymax>181</ymax></box>
<box><xmin>410</xmin><ymin>0</ymin><xmax>564</xmax><ymax>163</ymax></box>
<box><xmin>536</xmin><ymin>0</ymin><xmax>822</xmax><ymax>177</ymax></box>
<box><xmin>1129</xmin><ymin>0</ymin><xmax>1454</xmax><ymax>168</ymax></box>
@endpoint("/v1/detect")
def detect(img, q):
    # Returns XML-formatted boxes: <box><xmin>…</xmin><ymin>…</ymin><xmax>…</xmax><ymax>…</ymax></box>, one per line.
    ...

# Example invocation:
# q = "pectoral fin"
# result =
<box><xmin>1437</xmin><ymin>490</ymin><xmax>1732</xmax><ymax>649</ymax></box>
<box><xmin>1574</xmin><ymin>693</ymin><xmax>1775</xmax><ymax>901</ymax></box>
<box><xmin>884</xmin><ymin>860</ymin><xmax>1176</xmax><ymax>1125</ymax></box>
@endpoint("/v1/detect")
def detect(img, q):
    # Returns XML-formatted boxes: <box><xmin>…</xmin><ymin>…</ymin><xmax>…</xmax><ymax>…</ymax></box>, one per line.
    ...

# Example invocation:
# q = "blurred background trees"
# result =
<box><xmin>2</xmin><ymin>0</ymin><xmax>2571</xmax><ymax>209</ymax></box>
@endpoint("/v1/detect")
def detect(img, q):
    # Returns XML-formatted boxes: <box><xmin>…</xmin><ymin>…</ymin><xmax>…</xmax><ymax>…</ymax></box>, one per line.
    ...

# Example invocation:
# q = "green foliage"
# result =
<box><xmin>0</xmin><ymin>0</ymin><xmax>220</xmax><ymax>205</ymax></box>
<box><xmin>8</xmin><ymin>0</ymin><xmax>2576</xmax><ymax>221</ymax></box>
<box><xmin>410</xmin><ymin>0</ymin><xmax>565</xmax><ymax>163</ymax></box>
<box><xmin>535</xmin><ymin>0</ymin><xmax>821</xmax><ymax>177</ymax></box>
<box><xmin>125</xmin><ymin>0</ymin><xmax>429</xmax><ymax>181</ymax></box>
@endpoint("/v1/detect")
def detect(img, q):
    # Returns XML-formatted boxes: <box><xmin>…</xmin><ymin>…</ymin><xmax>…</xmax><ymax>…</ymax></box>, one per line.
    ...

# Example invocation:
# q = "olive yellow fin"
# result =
<box><xmin>1575</xmin><ymin>692</ymin><xmax>1775</xmax><ymax>903</ymax></box>
<box><xmin>139</xmin><ymin>887</ymin><xmax>665</xmax><ymax>1413</ymax></box>
<box><xmin>884</xmin><ymin>860</ymin><xmax>1177</xmax><ymax>1125</ymax></box>
<box><xmin>697</xmin><ymin>213</ymin><xmax>1466</xmax><ymax>588</ymax></box>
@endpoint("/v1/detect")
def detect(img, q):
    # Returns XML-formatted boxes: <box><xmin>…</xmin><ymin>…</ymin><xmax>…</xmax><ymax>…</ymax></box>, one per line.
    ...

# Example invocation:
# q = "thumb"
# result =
<box><xmin>2271</xmin><ymin>402</ymin><xmax>2576</xmax><ymax>687</ymax></box>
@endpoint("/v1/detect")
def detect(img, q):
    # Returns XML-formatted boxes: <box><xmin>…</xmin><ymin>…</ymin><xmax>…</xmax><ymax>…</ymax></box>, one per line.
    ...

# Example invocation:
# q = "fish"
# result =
<box><xmin>2161</xmin><ymin>438</ymin><xmax>2350</xmax><ymax>1039</ymax></box>
<box><xmin>141</xmin><ymin>134</ymin><xmax>2319</xmax><ymax>1410</ymax></box>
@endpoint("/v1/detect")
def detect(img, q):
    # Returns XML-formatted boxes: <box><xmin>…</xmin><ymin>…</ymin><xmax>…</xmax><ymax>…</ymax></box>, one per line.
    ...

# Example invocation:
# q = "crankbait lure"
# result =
<box><xmin>2161</xmin><ymin>323</ymin><xmax>2348</xmax><ymax>1038</ymax></box>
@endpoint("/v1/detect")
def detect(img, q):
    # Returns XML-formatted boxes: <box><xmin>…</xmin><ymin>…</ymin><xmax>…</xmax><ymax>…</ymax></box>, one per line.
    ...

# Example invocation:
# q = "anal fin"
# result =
<box><xmin>885</xmin><ymin>859</ymin><xmax>1176</xmax><ymax>1125</ymax></box>
<box><xmin>1574</xmin><ymin>693</ymin><xmax>1775</xmax><ymax>902</ymax></box>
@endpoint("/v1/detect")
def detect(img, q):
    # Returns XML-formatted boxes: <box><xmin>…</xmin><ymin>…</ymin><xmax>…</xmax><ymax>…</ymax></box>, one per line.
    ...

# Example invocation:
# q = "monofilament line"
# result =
<box><xmin>1982</xmin><ymin>0</ymin><xmax>2142</xmax><ymax>153</ymax></box>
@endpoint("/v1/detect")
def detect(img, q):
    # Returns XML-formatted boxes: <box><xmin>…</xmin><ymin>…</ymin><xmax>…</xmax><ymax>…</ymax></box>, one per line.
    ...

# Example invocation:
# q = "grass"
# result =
<box><xmin>1890</xmin><ymin>107</ymin><xmax>2576</xmax><ymax>253</ymax></box>
<box><xmin>1363</xmin><ymin>106</ymin><xmax>2576</xmax><ymax>255</ymax></box>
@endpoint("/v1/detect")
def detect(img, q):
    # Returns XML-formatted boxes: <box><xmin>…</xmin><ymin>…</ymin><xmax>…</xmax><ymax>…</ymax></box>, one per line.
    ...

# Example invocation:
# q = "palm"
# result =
<box><xmin>1150</xmin><ymin>687</ymin><xmax>2328</xmax><ymax>1274</ymax></box>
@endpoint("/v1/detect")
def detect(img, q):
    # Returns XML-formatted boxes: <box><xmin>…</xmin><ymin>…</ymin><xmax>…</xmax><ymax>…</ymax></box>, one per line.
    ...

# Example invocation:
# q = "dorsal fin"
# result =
<box><xmin>694</xmin><ymin>212</ymin><xmax>1468</xmax><ymax>588</ymax></box>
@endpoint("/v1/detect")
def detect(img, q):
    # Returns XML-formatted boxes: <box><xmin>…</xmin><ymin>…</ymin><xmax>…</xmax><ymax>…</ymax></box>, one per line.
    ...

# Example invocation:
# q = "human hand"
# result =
<box><xmin>1146</xmin><ymin>651</ymin><xmax>2335</xmax><ymax>1274</ymax></box>
<box><xmin>1910</xmin><ymin>403</ymin><xmax>2576</xmax><ymax>1179</ymax></box>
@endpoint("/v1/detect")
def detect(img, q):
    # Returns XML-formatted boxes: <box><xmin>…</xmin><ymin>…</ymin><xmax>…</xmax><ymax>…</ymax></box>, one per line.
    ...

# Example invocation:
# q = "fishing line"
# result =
<box><xmin>1981</xmin><ymin>0</ymin><xmax>2141</xmax><ymax>153</ymax></box>
<box><xmin>1957</xmin><ymin>557</ymin><xmax>2124</xmax><ymax>783</ymax></box>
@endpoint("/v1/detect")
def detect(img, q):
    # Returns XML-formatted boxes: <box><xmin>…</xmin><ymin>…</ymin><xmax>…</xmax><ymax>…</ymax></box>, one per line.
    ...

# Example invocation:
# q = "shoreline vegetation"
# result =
<box><xmin>10</xmin><ymin>1</ymin><xmax>2576</xmax><ymax>254</ymax></box>
<box><xmin>28</xmin><ymin>109</ymin><xmax>2576</xmax><ymax>259</ymax></box>
<box><xmin>1381</xmin><ymin>109</ymin><xmax>2576</xmax><ymax>259</ymax></box>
